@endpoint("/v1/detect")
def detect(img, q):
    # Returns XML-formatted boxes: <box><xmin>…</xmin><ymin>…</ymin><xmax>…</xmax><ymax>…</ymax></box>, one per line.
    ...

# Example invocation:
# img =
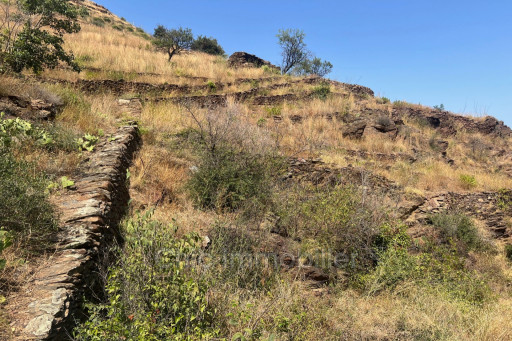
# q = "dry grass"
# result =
<box><xmin>51</xmin><ymin>24</ymin><xmax>272</xmax><ymax>83</ymax></box>
<box><xmin>381</xmin><ymin>157</ymin><xmax>512</xmax><ymax>193</ymax></box>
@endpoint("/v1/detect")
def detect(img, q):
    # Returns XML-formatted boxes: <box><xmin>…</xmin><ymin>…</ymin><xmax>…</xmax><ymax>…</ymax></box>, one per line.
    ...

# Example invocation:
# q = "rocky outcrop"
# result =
<box><xmin>0</xmin><ymin>95</ymin><xmax>61</xmax><ymax>120</ymax></box>
<box><xmin>285</xmin><ymin>158</ymin><xmax>402</xmax><ymax>193</ymax></box>
<box><xmin>393</xmin><ymin>107</ymin><xmax>512</xmax><ymax>138</ymax></box>
<box><xmin>7</xmin><ymin>125</ymin><xmax>141</xmax><ymax>340</ymax></box>
<box><xmin>228</xmin><ymin>52</ymin><xmax>279</xmax><ymax>71</ymax></box>
<box><xmin>407</xmin><ymin>191</ymin><xmax>512</xmax><ymax>238</ymax></box>
<box><xmin>342</xmin><ymin>120</ymin><xmax>367</xmax><ymax>139</ymax></box>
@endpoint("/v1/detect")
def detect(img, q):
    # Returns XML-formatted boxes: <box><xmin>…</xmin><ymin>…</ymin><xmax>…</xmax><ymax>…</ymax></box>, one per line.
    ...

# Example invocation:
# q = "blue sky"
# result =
<box><xmin>99</xmin><ymin>0</ymin><xmax>512</xmax><ymax>126</ymax></box>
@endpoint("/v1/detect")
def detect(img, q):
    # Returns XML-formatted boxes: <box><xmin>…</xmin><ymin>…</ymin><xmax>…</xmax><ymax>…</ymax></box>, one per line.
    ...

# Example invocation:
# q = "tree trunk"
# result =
<box><xmin>167</xmin><ymin>48</ymin><xmax>177</xmax><ymax>61</ymax></box>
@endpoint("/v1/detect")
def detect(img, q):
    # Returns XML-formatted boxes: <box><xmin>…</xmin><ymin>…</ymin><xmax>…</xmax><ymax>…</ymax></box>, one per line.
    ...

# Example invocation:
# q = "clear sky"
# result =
<box><xmin>99</xmin><ymin>0</ymin><xmax>512</xmax><ymax>127</ymax></box>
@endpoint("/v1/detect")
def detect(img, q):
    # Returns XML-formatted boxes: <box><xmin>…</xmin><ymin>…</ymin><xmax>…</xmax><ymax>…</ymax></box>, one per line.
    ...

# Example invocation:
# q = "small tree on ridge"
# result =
<box><xmin>153</xmin><ymin>25</ymin><xmax>193</xmax><ymax>62</ymax></box>
<box><xmin>277</xmin><ymin>28</ymin><xmax>309</xmax><ymax>74</ymax></box>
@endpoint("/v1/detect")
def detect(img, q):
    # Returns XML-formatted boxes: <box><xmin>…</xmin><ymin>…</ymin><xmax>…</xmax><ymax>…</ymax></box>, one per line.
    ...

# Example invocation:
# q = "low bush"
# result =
<box><xmin>1</xmin><ymin>113</ymin><xmax>79</xmax><ymax>152</ymax></box>
<box><xmin>91</xmin><ymin>17</ymin><xmax>104</xmax><ymax>27</ymax></box>
<box><xmin>276</xmin><ymin>184</ymin><xmax>389</xmax><ymax>275</ymax></box>
<box><xmin>185</xmin><ymin>103</ymin><xmax>280</xmax><ymax>212</ymax></box>
<box><xmin>264</xmin><ymin>106</ymin><xmax>281</xmax><ymax>117</ymax></box>
<box><xmin>378</xmin><ymin>97</ymin><xmax>390</xmax><ymax>104</ymax></box>
<box><xmin>505</xmin><ymin>244</ymin><xmax>512</xmax><ymax>261</ymax></box>
<box><xmin>497</xmin><ymin>189</ymin><xmax>512</xmax><ymax>210</ymax></box>
<box><xmin>191</xmin><ymin>36</ymin><xmax>225</xmax><ymax>56</ymax></box>
<box><xmin>206</xmin><ymin>80</ymin><xmax>216</xmax><ymax>93</ymax></box>
<box><xmin>0</xmin><ymin>230</ymin><xmax>12</xmax><ymax>271</ymax></box>
<box><xmin>361</xmin><ymin>239</ymin><xmax>492</xmax><ymax>305</ymax></box>
<box><xmin>74</xmin><ymin>211</ymin><xmax>218</xmax><ymax>340</ymax></box>
<box><xmin>187</xmin><ymin>148</ymin><xmax>274</xmax><ymax>211</ymax></box>
<box><xmin>0</xmin><ymin>151</ymin><xmax>57</xmax><ymax>251</ymax></box>
<box><xmin>459</xmin><ymin>174</ymin><xmax>478</xmax><ymax>190</ymax></box>
<box><xmin>393</xmin><ymin>100</ymin><xmax>408</xmax><ymax>108</ymax></box>
<box><xmin>311</xmin><ymin>84</ymin><xmax>330</xmax><ymax>100</ymax></box>
<box><xmin>429</xmin><ymin>213</ymin><xmax>486</xmax><ymax>252</ymax></box>
<box><xmin>204</xmin><ymin>224</ymin><xmax>276</xmax><ymax>291</ymax></box>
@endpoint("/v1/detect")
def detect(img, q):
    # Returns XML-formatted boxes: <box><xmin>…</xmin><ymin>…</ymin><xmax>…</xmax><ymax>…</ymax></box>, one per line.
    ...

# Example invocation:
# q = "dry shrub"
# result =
<box><xmin>184</xmin><ymin>101</ymin><xmax>281</xmax><ymax>211</ymax></box>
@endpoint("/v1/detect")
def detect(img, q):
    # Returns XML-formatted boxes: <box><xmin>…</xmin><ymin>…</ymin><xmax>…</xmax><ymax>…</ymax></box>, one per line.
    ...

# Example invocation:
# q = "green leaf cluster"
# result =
<box><xmin>75</xmin><ymin>211</ymin><xmax>218</xmax><ymax>340</ymax></box>
<box><xmin>76</xmin><ymin>133</ymin><xmax>99</xmax><ymax>152</ymax></box>
<box><xmin>0</xmin><ymin>0</ymin><xmax>81</xmax><ymax>73</ymax></box>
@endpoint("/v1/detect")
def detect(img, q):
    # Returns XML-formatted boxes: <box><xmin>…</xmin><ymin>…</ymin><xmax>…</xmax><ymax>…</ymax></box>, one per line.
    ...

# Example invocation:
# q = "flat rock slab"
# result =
<box><xmin>6</xmin><ymin>125</ymin><xmax>140</xmax><ymax>340</ymax></box>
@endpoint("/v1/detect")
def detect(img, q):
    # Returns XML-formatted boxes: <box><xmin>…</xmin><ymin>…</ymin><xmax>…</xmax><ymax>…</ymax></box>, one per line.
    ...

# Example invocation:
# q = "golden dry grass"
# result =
<box><xmin>51</xmin><ymin>24</ymin><xmax>273</xmax><ymax>83</ymax></box>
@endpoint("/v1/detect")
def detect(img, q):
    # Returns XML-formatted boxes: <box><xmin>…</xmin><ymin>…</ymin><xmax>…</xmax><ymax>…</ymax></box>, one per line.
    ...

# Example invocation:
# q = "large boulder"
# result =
<box><xmin>342</xmin><ymin>120</ymin><xmax>367</xmax><ymax>139</ymax></box>
<box><xmin>363</xmin><ymin>116</ymin><xmax>398</xmax><ymax>139</ymax></box>
<box><xmin>228</xmin><ymin>51</ymin><xmax>279</xmax><ymax>71</ymax></box>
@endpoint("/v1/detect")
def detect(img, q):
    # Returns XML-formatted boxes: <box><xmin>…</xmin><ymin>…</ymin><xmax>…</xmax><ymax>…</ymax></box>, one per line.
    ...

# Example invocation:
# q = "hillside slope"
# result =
<box><xmin>1</xmin><ymin>1</ymin><xmax>512</xmax><ymax>340</ymax></box>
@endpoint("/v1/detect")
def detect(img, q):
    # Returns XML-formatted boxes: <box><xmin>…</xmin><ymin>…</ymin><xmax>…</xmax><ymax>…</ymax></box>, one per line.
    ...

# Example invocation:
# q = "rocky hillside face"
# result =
<box><xmin>1</xmin><ymin>1</ymin><xmax>512</xmax><ymax>340</ymax></box>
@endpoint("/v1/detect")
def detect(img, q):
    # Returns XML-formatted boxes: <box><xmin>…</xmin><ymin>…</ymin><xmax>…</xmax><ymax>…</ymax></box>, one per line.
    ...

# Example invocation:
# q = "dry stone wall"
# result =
<box><xmin>7</xmin><ymin>125</ymin><xmax>140</xmax><ymax>340</ymax></box>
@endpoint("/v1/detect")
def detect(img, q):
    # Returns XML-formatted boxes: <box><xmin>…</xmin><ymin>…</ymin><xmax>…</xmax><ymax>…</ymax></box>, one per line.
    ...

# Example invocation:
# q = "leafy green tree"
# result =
<box><xmin>153</xmin><ymin>25</ymin><xmax>193</xmax><ymax>61</ymax></box>
<box><xmin>295</xmin><ymin>57</ymin><xmax>333</xmax><ymax>77</ymax></box>
<box><xmin>277</xmin><ymin>28</ymin><xmax>310</xmax><ymax>74</ymax></box>
<box><xmin>191</xmin><ymin>35</ymin><xmax>225</xmax><ymax>56</ymax></box>
<box><xmin>0</xmin><ymin>0</ymin><xmax>81</xmax><ymax>73</ymax></box>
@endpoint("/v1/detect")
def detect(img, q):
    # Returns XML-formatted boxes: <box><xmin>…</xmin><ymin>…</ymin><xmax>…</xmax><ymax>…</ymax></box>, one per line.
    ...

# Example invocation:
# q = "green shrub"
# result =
<box><xmin>187</xmin><ymin>149</ymin><xmax>273</xmax><ymax>211</ymax></box>
<box><xmin>1</xmin><ymin>112</ymin><xmax>79</xmax><ymax>153</ymax></box>
<box><xmin>76</xmin><ymin>133</ymin><xmax>99</xmax><ymax>152</ymax></box>
<box><xmin>497</xmin><ymin>189</ymin><xmax>512</xmax><ymax>210</ymax></box>
<box><xmin>361</xmin><ymin>240</ymin><xmax>492</xmax><ymax>305</ymax></box>
<box><xmin>74</xmin><ymin>211</ymin><xmax>218</xmax><ymax>340</ymax></box>
<box><xmin>378</xmin><ymin>97</ymin><xmax>390</xmax><ymax>104</ymax></box>
<box><xmin>311</xmin><ymin>84</ymin><xmax>330</xmax><ymax>100</ymax></box>
<box><xmin>91</xmin><ymin>16</ymin><xmax>105</xmax><ymax>27</ymax></box>
<box><xmin>0</xmin><ymin>114</ymin><xmax>52</xmax><ymax>149</ymax></box>
<box><xmin>459</xmin><ymin>174</ymin><xmax>477</xmax><ymax>190</ymax></box>
<box><xmin>261</xmin><ymin>65</ymin><xmax>279</xmax><ymax>75</ymax></box>
<box><xmin>433</xmin><ymin>104</ymin><xmax>445</xmax><ymax>111</ymax></box>
<box><xmin>191</xmin><ymin>36</ymin><xmax>225</xmax><ymax>56</ymax></box>
<box><xmin>277</xmin><ymin>184</ymin><xmax>388</xmax><ymax>274</ymax></box>
<box><xmin>205</xmin><ymin>224</ymin><xmax>276</xmax><ymax>291</ymax></box>
<box><xmin>206</xmin><ymin>80</ymin><xmax>217</xmax><ymax>93</ymax></box>
<box><xmin>429</xmin><ymin>213</ymin><xmax>485</xmax><ymax>252</ymax></box>
<box><xmin>505</xmin><ymin>244</ymin><xmax>512</xmax><ymax>261</ymax></box>
<box><xmin>0</xmin><ymin>230</ymin><xmax>12</xmax><ymax>271</ymax></box>
<box><xmin>264</xmin><ymin>106</ymin><xmax>281</xmax><ymax>117</ymax></box>
<box><xmin>0</xmin><ymin>151</ymin><xmax>56</xmax><ymax>251</ymax></box>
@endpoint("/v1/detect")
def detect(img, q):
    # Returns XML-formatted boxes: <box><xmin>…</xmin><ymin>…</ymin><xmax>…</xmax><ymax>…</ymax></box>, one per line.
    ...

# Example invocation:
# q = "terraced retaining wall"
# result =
<box><xmin>7</xmin><ymin>125</ymin><xmax>140</xmax><ymax>340</ymax></box>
